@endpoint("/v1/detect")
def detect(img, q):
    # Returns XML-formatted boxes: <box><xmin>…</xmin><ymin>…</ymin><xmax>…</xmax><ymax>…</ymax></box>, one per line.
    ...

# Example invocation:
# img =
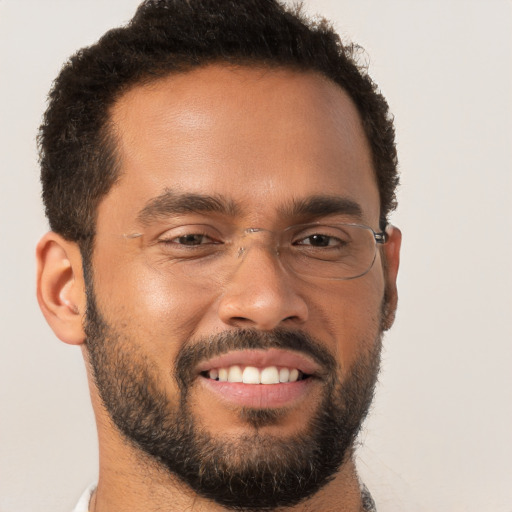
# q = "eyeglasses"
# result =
<box><xmin>133</xmin><ymin>222</ymin><xmax>389</xmax><ymax>281</ymax></box>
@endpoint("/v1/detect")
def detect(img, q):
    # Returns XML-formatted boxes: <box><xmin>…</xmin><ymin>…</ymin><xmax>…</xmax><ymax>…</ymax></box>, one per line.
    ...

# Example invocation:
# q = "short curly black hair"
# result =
<box><xmin>39</xmin><ymin>0</ymin><xmax>398</xmax><ymax>257</ymax></box>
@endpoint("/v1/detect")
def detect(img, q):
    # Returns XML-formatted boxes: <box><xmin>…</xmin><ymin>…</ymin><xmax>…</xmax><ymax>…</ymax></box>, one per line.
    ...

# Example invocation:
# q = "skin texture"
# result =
<box><xmin>36</xmin><ymin>65</ymin><xmax>401</xmax><ymax>511</ymax></box>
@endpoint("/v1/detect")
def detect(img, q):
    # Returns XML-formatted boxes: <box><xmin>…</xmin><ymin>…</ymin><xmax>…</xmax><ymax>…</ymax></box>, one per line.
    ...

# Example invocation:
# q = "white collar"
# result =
<box><xmin>72</xmin><ymin>483</ymin><xmax>96</xmax><ymax>512</ymax></box>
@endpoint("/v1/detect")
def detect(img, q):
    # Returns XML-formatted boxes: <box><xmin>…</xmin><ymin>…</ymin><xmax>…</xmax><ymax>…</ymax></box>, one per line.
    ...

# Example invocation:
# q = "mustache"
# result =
<box><xmin>174</xmin><ymin>328</ymin><xmax>338</xmax><ymax>389</ymax></box>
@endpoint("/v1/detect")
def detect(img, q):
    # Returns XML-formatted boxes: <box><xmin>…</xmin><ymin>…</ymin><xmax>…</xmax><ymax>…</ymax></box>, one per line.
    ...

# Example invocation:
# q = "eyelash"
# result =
<box><xmin>164</xmin><ymin>234</ymin><xmax>216</xmax><ymax>245</ymax></box>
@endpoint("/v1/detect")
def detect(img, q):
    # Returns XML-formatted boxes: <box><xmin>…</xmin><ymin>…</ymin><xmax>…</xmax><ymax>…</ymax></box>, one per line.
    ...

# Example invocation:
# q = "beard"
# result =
<box><xmin>84</xmin><ymin>281</ymin><xmax>382</xmax><ymax>511</ymax></box>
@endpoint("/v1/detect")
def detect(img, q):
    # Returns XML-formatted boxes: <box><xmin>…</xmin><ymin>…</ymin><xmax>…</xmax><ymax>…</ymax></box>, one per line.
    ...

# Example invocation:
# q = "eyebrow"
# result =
<box><xmin>136</xmin><ymin>190</ymin><xmax>363</xmax><ymax>226</ymax></box>
<box><xmin>279</xmin><ymin>195</ymin><xmax>364</xmax><ymax>221</ymax></box>
<box><xmin>136</xmin><ymin>190</ymin><xmax>240</xmax><ymax>226</ymax></box>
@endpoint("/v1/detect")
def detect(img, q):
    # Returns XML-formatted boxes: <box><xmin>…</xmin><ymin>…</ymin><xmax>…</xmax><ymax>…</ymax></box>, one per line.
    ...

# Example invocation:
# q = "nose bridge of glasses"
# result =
<box><xmin>235</xmin><ymin>227</ymin><xmax>283</xmax><ymax>259</ymax></box>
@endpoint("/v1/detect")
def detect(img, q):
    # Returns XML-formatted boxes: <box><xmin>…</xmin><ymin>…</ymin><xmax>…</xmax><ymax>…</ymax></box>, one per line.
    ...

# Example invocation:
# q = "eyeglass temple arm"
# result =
<box><xmin>374</xmin><ymin>230</ymin><xmax>388</xmax><ymax>244</ymax></box>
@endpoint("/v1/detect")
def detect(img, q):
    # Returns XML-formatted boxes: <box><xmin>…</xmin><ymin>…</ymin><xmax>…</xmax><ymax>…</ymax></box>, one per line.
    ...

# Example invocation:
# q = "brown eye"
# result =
<box><xmin>295</xmin><ymin>234</ymin><xmax>343</xmax><ymax>247</ymax></box>
<box><xmin>302</xmin><ymin>234</ymin><xmax>333</xmax><ymax>247</ymax></box>
<box><xmin>175</xmin><ymin>234</ymin><xmax>211</xmax><ymax>245</ymax></box>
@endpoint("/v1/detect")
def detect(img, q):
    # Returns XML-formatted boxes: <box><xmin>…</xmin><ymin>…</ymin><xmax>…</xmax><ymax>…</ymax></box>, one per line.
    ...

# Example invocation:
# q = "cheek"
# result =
<box><xmin>319</xmin><ymin>269</ymin><xmax>385</xmax><ymax>369</ymax></box>
<box><xmin>134</xmin><ymin>272</ymin><xmax>219</xmax><ymax>339</ymax></box>
<box><xmin>92</xmin><ymin>256</ymin><xmax>218</xmax><ymax>359</ymax></box>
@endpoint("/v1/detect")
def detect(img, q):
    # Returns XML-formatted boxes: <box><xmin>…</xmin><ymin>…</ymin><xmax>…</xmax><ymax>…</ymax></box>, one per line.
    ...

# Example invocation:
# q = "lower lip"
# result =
<box><xmin>198</xmin><ymin>376</ymin><xmax>315</xmax><ymax>409</ymax></box>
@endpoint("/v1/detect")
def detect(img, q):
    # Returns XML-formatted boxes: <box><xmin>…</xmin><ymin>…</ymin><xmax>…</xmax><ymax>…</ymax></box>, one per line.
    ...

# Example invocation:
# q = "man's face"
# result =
<box><xmin>85</xmin><ymin>65</ymin><xmax>395</xmax><ymax>508</ymax></box>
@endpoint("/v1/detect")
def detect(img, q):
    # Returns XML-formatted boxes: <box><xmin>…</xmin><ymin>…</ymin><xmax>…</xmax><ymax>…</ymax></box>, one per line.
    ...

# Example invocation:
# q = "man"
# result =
<box><xmin>36</xmin><ymin>0</ymin><xmax>401</xmax><ymax>510</ymax></box>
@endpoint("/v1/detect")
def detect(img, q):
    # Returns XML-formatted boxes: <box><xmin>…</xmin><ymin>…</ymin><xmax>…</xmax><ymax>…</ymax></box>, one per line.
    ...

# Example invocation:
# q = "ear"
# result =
<box><xmin>36</xmin><ymin>232</ymin><xmax>87</xmax><ymax>345</ymax></box>
<box><xmin>381</xmin><ymin>225</ymin><xmax>402</xmax><ymax>331</ymax></box>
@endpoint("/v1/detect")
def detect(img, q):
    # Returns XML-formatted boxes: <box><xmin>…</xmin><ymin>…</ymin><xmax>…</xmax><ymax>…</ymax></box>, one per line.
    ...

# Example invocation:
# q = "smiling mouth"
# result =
<box><xmin>195</xmin><ymin>348</ymin><xmax>320</xmax><ymax>382</ymax></box>
<box><xmin>201</xmin><ymin>365</ymin><xmax>310</xmax><ymax>384</ymax></box>
<box><xmin>194</xmin><ymin>349</ymin><xmax>319</xmax><ymax>409</ymax></box>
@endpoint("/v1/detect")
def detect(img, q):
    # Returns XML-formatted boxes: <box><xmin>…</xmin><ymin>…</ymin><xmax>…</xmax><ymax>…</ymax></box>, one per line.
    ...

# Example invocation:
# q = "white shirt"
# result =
<box><xmin>72</xmin><ymin>484</ymin><xmax>96</xmax><ymax>512</ymax></box>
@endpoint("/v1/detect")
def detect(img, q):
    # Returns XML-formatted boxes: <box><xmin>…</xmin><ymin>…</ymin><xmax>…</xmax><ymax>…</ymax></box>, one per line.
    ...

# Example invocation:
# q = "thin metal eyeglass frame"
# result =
<box><xmin>123</xmin><ymin>223</ymin><xmax>390</xmax><ymax>281</ymax></box>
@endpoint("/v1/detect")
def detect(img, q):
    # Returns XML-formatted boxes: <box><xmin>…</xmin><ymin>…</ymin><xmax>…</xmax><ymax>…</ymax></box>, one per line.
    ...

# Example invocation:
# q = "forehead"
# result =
<box><xmin>103</xmin><ymin>64</ymin><xmax>379</xmax><ymax>228</ymax></box>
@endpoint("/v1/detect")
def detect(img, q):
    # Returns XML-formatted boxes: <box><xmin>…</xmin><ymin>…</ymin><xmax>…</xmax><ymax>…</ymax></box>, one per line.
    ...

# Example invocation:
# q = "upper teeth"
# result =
<box><xmin>207</xmin><ymin>365</ymin><xmax>301</xmax><ymax>384</ymax></box>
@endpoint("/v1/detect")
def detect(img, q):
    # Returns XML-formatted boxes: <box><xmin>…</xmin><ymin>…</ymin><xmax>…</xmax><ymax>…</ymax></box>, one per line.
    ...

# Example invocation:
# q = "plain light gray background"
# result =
<box><xmin>1</xmin><ymin>1</ymin><xmax>511</xmax><ymax>511</ymax></box>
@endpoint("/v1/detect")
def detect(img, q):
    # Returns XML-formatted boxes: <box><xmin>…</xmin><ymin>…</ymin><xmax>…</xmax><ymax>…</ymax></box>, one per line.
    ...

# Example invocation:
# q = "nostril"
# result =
<box><xmin>232</xmin><ymin>316</ymin><xmax>250</xmax><ymax>322</ymax></box>
<box><xmin>229</xmin><ymin>316</ymin><xmax>256</xmax><ymax>327</ymax></box>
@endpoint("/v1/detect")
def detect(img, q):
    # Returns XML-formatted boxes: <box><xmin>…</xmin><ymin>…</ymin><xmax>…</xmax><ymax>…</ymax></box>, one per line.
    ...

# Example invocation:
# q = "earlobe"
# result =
<box><xmin>381</xmin><ymin>225</ymin><xmax>402</xmax><ymax>331</ymax></box>
<box><xmin>36</xmin><ymin>232</ymin><xmax>87</xmax><ymax>345</ymax></box>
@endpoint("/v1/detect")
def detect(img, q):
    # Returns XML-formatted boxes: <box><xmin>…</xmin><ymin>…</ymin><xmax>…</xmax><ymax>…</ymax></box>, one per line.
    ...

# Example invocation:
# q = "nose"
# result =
<box><xmin>217</xmin><ymin>242</ymin><xmax>309</xmax><ymax>331</ymax></box>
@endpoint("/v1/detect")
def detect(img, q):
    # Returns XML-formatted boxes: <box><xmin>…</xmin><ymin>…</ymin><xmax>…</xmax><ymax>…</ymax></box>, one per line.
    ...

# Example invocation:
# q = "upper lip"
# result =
<box><xmin>195</xmin><ymin>348</ymin><xmax>321</xmax><ymax>376</ymax></box>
